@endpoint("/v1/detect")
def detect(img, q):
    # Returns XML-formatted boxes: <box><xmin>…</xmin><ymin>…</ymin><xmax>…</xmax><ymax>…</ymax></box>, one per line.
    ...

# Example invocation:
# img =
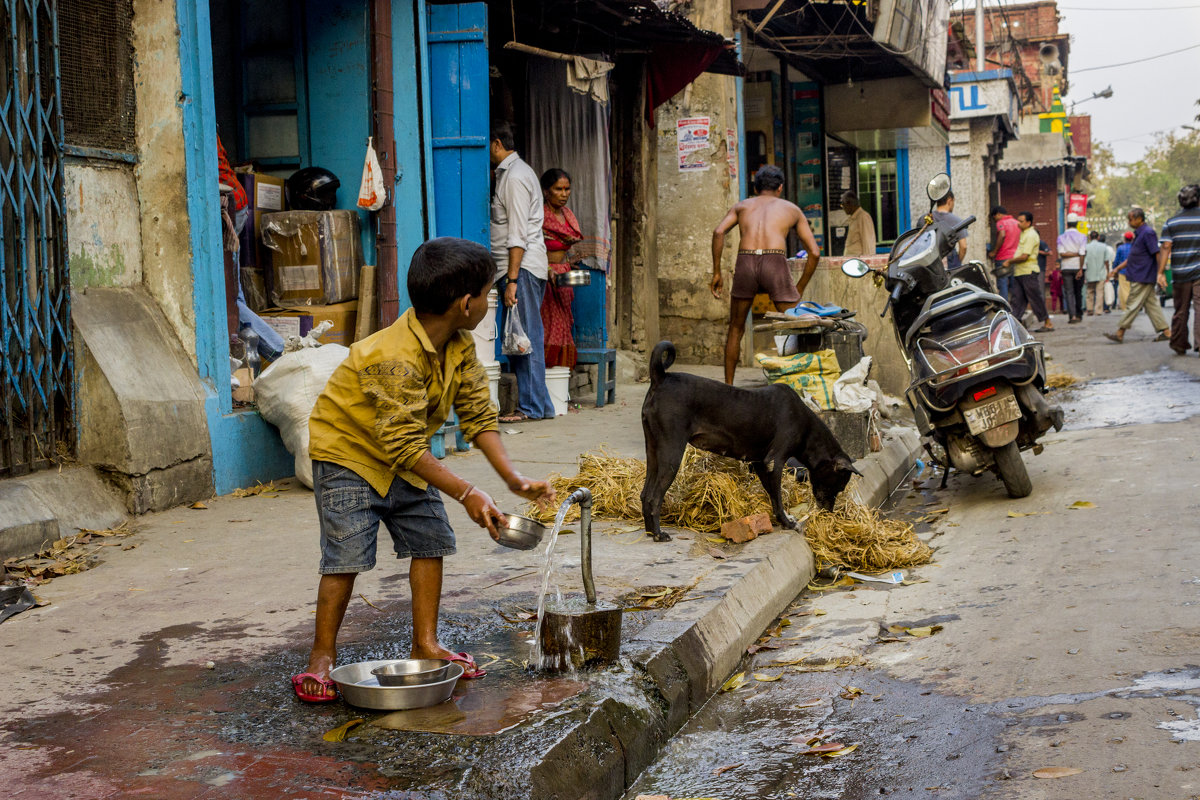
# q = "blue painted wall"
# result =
<box><xmin>303</xmin><ymin>0</ymin><xmax>375</xmax><ymax>266</ymax></box>
<box><xmin>177</xmin><ymin>0</ymin><xmax>295</xmax><ymax>494</ymax></box>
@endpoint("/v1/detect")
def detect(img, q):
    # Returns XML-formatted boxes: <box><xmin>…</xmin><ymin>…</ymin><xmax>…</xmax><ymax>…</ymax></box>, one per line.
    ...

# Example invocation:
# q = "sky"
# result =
<box><xmin>950</xmin><ymin>0</ymin><xmax>1200</xmax><ymax>164</ymax></box>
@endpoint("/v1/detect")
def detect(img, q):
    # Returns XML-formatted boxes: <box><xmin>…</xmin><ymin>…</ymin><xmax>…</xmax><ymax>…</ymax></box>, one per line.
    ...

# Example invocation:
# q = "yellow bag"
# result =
<box><xmin>756</xmin><ymin>349</ymin><xmax>842</xmax><ymax>410</ymax></box>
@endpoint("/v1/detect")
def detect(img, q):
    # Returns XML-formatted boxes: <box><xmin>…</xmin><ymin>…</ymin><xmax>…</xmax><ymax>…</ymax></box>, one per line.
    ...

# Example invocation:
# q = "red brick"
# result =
<box><xmin>721</xmin><ymin>512</ymin><xmax>772</xmax><ymax>543</ymax></box>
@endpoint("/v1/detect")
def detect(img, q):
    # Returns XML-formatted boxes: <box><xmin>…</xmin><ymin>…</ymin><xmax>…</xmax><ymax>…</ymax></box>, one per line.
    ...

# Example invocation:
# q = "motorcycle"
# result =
<box><xmin>840</xmin><ymin>173</ymin><xmax>1063</xmax><ymax>498</ymax></box>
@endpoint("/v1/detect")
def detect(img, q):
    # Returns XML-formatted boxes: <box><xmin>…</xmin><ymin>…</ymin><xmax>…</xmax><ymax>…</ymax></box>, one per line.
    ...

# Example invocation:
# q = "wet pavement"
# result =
<box><xmin>1059</xmin><ymin>367</ymin><xmax>1200</xmax><ymax>430</ymax></box>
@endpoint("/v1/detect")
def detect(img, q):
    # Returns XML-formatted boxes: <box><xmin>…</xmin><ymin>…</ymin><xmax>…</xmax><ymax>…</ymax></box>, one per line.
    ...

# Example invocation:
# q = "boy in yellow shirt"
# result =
<box><xmin>292</xmin><ymin>237</ymin><xmax>555</xmax><ymax>702</ymax></box>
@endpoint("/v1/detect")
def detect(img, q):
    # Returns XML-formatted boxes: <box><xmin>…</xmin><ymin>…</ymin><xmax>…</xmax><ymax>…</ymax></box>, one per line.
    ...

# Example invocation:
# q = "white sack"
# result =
<box><xmin>255</xmin><ymin>345</ymin><xmax>350</xmax><ymax>488</ymax></box>
<box><xmin>833</xmin><ymin>356</ymin><xmax>874</xmax><ymax>413</ymax></box>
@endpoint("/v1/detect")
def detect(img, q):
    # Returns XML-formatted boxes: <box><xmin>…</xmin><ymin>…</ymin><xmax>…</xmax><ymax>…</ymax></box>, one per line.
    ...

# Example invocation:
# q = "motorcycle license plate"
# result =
<box><xmin>963</xmin><ymin>394</ymin><xmax>1020</xmax><ymax>435</ymax></box>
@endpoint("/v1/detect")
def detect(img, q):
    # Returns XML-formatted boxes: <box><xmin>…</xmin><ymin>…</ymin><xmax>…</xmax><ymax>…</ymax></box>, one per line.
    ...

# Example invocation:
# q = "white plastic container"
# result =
<box><xmin>484</xmin><ymin>362</ymin><xmax>501</xmax><ymax>410</ymax></box>
<box><xmin>545</xmin><ymin>366</ymin><xmax>571</xmax><ymax>417</ymax></box>
<box><xmin>472</xmin><ymin>289</ymin><xmax>499</xmax><ymax>366</ymax></box>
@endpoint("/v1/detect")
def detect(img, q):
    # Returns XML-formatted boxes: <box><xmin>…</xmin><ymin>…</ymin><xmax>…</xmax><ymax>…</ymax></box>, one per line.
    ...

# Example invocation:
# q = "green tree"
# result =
<box><xmin>1092</xmin><ymin>130</ymin><xmax>1200</xmax><ymax>224</ymax></box>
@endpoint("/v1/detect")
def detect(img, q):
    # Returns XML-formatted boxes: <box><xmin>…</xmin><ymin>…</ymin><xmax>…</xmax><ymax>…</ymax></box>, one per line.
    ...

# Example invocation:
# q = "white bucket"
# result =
<box><xmin>545</xmin><ymin>366</ymin><xmax>571</xmax><ymax>417</ymax></box>
<box><xmin>472</xmin><ymin>289</ymin><xmax>499</xmax><ymax>366</ymax></box>
<box><xmin>484</xmin><ymin>362</ymin><xmax>501</xmax><ymax>410</ymax></box>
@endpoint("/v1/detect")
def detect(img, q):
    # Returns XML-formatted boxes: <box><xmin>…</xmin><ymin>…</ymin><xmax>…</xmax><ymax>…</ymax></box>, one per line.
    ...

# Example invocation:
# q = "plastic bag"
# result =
<box><xmin>502</xmin><ymin>306</ymin><xmax>533</xmax><ymax>355</ymax></box>
<box><xmin>833</xmin><ymin>356</ymin><xmax>874</xmax><ymax>413</ymax></box>
<box><xmin>254</xmin><ymin>344</ymin><xmax>350</xmax><ymax>488</ymax></box>
<box><xmin>357</xmin><ymin>137</ymin><xmax>386</xmax><ymax>211</ymax></box>
<box><xmin>1103</xmin><ymin>279</ymin><xmax>1116</xmax><ymax>308</ymax></box>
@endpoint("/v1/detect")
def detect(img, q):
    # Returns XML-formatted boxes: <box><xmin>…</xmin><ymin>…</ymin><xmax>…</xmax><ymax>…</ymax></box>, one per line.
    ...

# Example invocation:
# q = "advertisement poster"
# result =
<box><xmin>1068</xmin><ymin>192</ymin><xmax>1088</xmax><ymax>217</ymax></box>
<box><xmin>677</xmin><ymin>117</ymin><xmax>711</xmax><ymax>172</ymax></box>
<box><xmin>792</xmin><ymin>82</ymin><xmax>824</xmax><ymax>251</ymax></box>
<box><xmin>726</xmin><ymin>127</ymin><xmax>738</xmax><ymax>180</ymax></box>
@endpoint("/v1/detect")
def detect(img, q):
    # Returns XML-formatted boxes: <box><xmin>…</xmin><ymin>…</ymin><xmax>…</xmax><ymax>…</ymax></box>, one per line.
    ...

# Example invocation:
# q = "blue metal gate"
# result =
<box><xmin>427</xmin><ymin>2</ymin><xmax>489</xmax><ymax>245</ymax></box>
<box><xmin>1</xmin><ymin>0</ymin><xmax>73</xmax><ymax>477</ymax></box>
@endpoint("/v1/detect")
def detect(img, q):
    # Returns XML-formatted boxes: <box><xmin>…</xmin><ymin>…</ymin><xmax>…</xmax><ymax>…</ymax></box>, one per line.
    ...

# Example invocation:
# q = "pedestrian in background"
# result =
<box><xmin>1113</xmin><ymin>231</ymin><xmax>1133</xmax><ymax>310</ymax></box>
<box><xmin>1161</xmin><ymin>184</ymin><xmax>1200</xmax><ymax>355</ymax></box>
<box><xmin>1038</xmin><ymin>236</ymin><xmax>1051</xmax><ymax>313</ymax></box>
<box><xmin>1057</xmin><ymin>213</ymin><xmax>1087</xmax><ymax>323</ymax></box>
<box><xmin>1106</xmin><ymin>207</ymin><xmax>1169</xmax><ymax>344</ymax></box>
<box><xmin>1083</xmin><ymin>231</ymin><xmax>1112</xmax><ymax>316</ymax></box>
<box><xmin>1010</xmin><ymin>211</ymin><xmax>1053</xmax><ymax>331</ymax></box>
<box><xmin>840</xmin><ymin>190</ymin><xmax>877</xmax><ymax>257</ymax></box>
<box><xmin>932</xmin><ymin>191</ymin><xmax>968</xmax><ymax>269</ymax></box>
<box><xmin>990</xmin><ymin>205</ymin><xmax>1020</xmax><ymax>300</ymax></box>
<box><xmin>1103</xmin><ymin>234</ymin><xmax>1116</xmax><ymax>312</ymax></box>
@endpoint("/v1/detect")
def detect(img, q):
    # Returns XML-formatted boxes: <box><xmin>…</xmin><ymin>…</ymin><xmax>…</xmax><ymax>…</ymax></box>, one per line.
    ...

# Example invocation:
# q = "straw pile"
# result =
<box><xmin>803</xmin><ymin>489</ymin><xmax>933</xmax><ymax>572</ymax></box>
<box><xmin>1045</xmin><ymin>372</ymin><xmax>1078</xmax><ymax>390</ymax></box>
<box><xmin>529</xmin><ymin>446</ymin><xmax>808</xmax><ymax>533</ymax></box>
<box><xmin>530</xmin><ymin>449</ymin><xmax>934</xmax><ymax>572</ymax></box>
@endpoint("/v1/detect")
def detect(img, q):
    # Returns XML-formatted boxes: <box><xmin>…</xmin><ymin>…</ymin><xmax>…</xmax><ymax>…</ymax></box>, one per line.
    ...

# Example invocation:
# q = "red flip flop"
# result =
<box><xmin>448</xmin><ymin>652</ymin><xmax>487</xmax><ymax>679</ymax></box>
<box><xmin>291</xmin><ymin>671</ymin><xmax>338</xmax><ymax>703</ymax></box>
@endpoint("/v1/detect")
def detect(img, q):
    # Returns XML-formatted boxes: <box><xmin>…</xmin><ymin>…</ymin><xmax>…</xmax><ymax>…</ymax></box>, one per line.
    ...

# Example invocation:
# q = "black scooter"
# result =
<box><xmin>841</xmin><ymin>174</ymin><xmax>1063</xmax><ymax>497</ymax></box>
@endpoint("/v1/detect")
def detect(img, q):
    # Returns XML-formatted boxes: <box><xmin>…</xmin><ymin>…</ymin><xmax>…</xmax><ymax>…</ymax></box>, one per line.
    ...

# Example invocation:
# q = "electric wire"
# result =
<box><xmin>1073</xmin><ymin>42</ymin><xmax>1200</xmax><ymax>72</ymax></box>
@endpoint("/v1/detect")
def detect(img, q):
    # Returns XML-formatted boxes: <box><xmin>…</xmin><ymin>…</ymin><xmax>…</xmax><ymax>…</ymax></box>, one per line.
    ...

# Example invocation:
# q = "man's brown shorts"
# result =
<box><xmin>731</xmin><ymin>251</ymin><xmax>799</xmax><ymax>304</ymax></box>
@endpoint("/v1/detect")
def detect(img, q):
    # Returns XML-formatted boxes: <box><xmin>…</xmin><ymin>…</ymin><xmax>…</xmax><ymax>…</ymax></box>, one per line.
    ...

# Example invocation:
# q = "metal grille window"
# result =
<box><xmin>58</xmin><ymin>0</ymin><xmax>137</xmax><ymax>153</ymax></box>
<box><xmin>858</xmin><ymin>150</ymin><xmax>900</xmax><ymax>246</ymax></box>
<box><xmin>2</xmin><ymin>0</ymin><xmax>74</xmax><ymax>477</ymax></box>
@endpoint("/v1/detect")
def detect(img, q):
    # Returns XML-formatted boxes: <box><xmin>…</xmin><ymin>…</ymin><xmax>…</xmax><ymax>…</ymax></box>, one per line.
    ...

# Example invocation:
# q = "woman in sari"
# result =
<box><xmin>540</xmin><ymin>168</ymin><xmax>581</xmax><ymax>368</ymax></box>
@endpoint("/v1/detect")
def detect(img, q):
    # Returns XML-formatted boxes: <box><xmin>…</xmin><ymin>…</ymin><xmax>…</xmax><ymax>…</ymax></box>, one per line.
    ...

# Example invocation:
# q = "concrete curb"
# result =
<box><xmin>0</xmin><ymin>467</ymin><xmax>127</xmax><ymax>560</ymax></box>
<box><xmin>527</xmin><ymin>425</ymin><xmax>924</xmax><ymax>800</ymax></box>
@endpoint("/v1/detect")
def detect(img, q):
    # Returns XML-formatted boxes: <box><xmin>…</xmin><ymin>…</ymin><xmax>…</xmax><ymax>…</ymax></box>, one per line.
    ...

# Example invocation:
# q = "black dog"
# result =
<box><xmin>640</xmin><ymin>341</ymin><xmax>859</xmax><ymax>542</ymax></box>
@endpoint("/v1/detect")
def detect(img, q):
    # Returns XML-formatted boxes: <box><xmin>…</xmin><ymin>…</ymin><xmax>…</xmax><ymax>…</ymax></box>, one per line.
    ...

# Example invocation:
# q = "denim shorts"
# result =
<box><xmin>313</xmin><ymin>460</ymin><xmax>456</xmax><ymax>574</ymax></box>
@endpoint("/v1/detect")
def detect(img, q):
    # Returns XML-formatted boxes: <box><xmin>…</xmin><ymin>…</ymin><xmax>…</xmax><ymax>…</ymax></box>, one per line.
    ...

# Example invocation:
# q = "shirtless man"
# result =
<box><xmin>711</xmin><ymin>165</ymin><xmax>821</xmax><ymax>384</ymax></box>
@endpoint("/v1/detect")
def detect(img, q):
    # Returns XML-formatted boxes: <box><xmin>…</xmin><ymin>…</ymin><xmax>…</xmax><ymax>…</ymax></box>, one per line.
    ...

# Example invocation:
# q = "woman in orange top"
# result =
<box><xmin>540</xmin><ymin>168</ymin><xmax>581</xmax><ymax>368</ymax></box>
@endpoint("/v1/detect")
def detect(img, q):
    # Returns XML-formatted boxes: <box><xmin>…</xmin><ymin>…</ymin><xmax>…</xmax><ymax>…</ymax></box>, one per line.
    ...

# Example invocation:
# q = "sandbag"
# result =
<box><xmin>756</xmin><ymin>349</ymin><xmax>841</xmax><ymax>410</ymax></box>
<box><xmin>254</xmin><ymin>344</ymin><xmax>350</xmax><ymax>488</ymax></box>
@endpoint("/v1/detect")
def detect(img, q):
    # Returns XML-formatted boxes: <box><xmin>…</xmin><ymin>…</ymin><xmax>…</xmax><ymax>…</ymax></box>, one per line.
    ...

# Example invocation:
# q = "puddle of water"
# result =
<box><xmin>372</xmin><ymin>676</ymin><xmax>586</xmax><ymax>735</ymax></box>
<box><xmin>1061</xmin><ymin>367</ymin><xmax>1200</xmax><ymax>430</ymax></box>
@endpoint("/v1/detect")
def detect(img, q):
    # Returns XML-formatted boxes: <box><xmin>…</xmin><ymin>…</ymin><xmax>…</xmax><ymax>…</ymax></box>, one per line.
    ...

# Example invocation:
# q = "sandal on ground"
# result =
<box><xmin>449</xmin><ymin>652</ymin><xmax>487</xmax><ymax>679</ymax></box>
<box><xmin>1034</xmin><ymin>325</ymin><xmax>1054</xmax><ymax>333</ymax></box>
<box><xmin>291</xmin><ymin>672</ymin><xmax>338</xmax><ymax>703</ymax></box>
<box><xmin>499</xmin><ymin>412</ymin><xmax>536</xmax><ymax>424</ymax></box>
<box><xmin>1104</xmin><ymin>333</ymin><xmax>1124</xmax><ymax>344</ymax></box>
<box><xmin>1154</xmin><ymin>330</ymin><xmax>1170</xmax><ymax>342</ymax></box>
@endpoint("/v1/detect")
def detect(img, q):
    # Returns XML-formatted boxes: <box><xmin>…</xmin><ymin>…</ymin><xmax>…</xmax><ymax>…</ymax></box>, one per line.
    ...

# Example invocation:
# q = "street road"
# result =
<box><xmin>625</xmin><ymin>311</ymin><xmax>1200</xmax><ymax>800</ymax></box>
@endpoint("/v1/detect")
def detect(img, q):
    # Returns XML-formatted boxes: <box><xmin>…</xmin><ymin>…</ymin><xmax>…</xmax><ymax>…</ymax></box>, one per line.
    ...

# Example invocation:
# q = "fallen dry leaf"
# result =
<box><xmin>1032</xmin><ymin>766</ymin><xmax>1083</xmax><ymax>779</ymax></box>
<box><xmin>792</xmin><ymin>699</ymin><xmax>823</xmax><ymax>709</ymax></box>
<box><xmin>839</xmin><ymin>686</ymin><xmax>864</xmax><ymax>700</ymax></box>
<box><xmin>754</xmin><ymin>672</ymin><xmax>783</xmax><ymax>682</ymax></box>
<box><xmin>322</xmin><ymin>718</ymin><xmax>364</xmax><ymax>742</ymax></box>
<box><xmin>712</xmin><ymin>762</ymin><xmax>743</xmax><ymax>776</ymax></box>
<box><xmin>1068</xmin><ymin>501</ymin><xmax>1095</xmax><ymax>510</ymax></box>
<box><xmin>905</xmin><ymin>624</ymin><xmax>944</xmax><ymax>638</ymax></box>
<box><xmin>803</xmin><ymin>742</ymin><xmax>847</xmax><ymax>755</ymax></box>
<box><xmin>190</xmin><ymin>501</ymin><xmax>208</xmax><ymax>510</ymax></box>
<box><xmin>823</xmin><ymin>744</ymin><xmax>859</xmax><ymax>758</ymax></box>
<box><xmin>720</xmin><ymin>671</ymin><xmax>746</xmax><ymax>692</ymax></box>
<box><xmin>708</xmin><ymin>547</ymin><xmax>728</xmax><ymax>560</ymax></box>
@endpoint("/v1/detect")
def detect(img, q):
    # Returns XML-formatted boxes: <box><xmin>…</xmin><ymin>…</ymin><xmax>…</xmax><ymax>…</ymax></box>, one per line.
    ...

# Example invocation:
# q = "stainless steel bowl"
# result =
<box><xmin>330</xmin><ymin>660</ymin><xmax>464</xmax><ymax>710</ymax></box>
<box><xmin>370</xmin><ymin>658</ymin><xmax>451</xmax><ymax>687</ymax></box>
<box><xmin>556</xmin><ymin>269</ymin><xmax>591</xmax><ymax>287</ymax></box>
<box><xmin>496</xmin><ymin>513</ymin><xmax>547</xmax><ymax>550</ymax></box>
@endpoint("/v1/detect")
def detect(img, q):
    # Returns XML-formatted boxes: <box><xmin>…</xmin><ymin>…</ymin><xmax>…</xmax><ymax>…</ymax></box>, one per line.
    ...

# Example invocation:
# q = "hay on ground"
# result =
<box><xmin>530</xmin><ymin>449</ymin><xmax>933</xmax><ymax>572</ymax></box>
<box><xmin>1045</xmin><ymin>372</ymin><xmax>1078</xmax><ymax>390</ymax></box>
<box><xmin>803</xmin><ymin>487</ymin><xmax>933</xmax><ymax>572</ymax></box>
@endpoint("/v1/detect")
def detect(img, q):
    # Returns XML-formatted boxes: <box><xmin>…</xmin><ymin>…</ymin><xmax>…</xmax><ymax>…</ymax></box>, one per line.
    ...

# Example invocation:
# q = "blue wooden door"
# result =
<box><xmin>427</xmin><ymin>3</ymin><xmax>489</xmax><ymax>245</ymax></box>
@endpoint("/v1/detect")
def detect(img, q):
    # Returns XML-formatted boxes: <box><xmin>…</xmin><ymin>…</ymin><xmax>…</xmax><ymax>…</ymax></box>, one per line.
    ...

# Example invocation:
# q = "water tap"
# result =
<box><xmin>561</xmin><ymin>488</ymin><xmax>595</xmax><ymax>605</ymax></box>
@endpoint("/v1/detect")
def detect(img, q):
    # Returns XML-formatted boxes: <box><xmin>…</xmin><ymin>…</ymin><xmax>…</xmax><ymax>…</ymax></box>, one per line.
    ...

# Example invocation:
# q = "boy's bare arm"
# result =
<box><xmin>472</xmin><ymin>430</ymin><xmax>555</xmax><ymax>508</ymax></box>
<box><xmin>408</xmin><ymin>452</ymin><xmax>505</xmax><ymax>538</ymax></box>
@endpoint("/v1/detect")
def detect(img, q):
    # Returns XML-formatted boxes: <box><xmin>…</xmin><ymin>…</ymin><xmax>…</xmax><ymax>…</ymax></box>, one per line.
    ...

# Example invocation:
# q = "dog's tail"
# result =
<box><xmin>649</xmin><ymin>341</ymin><xmax>675</xmax><ymax>386</ymax></box>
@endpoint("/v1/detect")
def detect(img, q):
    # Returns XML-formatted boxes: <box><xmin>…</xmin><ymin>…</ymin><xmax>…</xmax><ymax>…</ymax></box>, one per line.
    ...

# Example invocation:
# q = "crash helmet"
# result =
<box><xmin>285</xmin><ymin>166</ymin><xmax>340</xmax><ymax>210</ymax></box>
<box><xmin>1179</xmin><ymin>184</ymin><xmax>1200</xmax><ymax>210</ymax></box>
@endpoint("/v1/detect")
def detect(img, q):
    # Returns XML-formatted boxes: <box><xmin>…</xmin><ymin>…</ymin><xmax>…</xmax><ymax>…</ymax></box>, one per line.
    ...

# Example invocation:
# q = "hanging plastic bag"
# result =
<box><xmin>357</xmin><ymin>137</ymin><xmax>386</xmax><ymax>211</ymax></box>
<box><xmin>502</xmin><ymin>307</ymin><xmax>532</xmax><ymax>355</ymax></box>
<box><xmin>1103</xmin><ymin>279</ymin><xmax>1116</xmax><ymax>309</ymax></box>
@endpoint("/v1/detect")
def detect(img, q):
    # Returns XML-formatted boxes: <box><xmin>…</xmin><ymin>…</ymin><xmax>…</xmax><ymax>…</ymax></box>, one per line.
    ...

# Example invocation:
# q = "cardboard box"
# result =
<box><xmin>261</xmin><ymin>210</ymin><xmax>361</xmax><ymax>307</ymax></box>
<box><xmin>258</xmin><ymin>301</ymin><xmax>360</xmax><ymax>348</ymax></box>
<box><xmin>232</xmin><ymin>367</ymin><xmax>255</xmax><ymax>404</ymax></box>
<box><xmin>237</xmin><ymin>171</ymin><xmax>287</xmax><ymax>311</ymax></box>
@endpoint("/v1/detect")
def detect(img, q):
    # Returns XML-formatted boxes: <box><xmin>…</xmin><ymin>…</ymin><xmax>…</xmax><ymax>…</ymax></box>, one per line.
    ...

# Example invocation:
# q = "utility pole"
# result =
<box><xmin>976</xmin><ymin>0</ymin><xmax>985</xmax><ymax>71</ymax></box>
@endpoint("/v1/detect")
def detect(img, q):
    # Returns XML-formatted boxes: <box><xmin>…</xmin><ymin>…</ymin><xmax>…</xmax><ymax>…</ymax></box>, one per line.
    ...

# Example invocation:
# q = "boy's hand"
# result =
<box><xmin>508</xmin><ymin>473</ymin><xmax>557</xmax><ymax>510</ymax></box>
<box><xmin>463</xmin><ymin>489</ymin><xmax>504</xmax><ymax>540</ymax></box>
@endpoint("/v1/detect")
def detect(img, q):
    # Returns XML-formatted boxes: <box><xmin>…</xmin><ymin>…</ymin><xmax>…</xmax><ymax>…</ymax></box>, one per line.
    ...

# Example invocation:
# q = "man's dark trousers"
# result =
<box><xmin>1171</xmin><ymin>278</ymin><xmax>1200</xmax><ymax>352</ymax></box>
<box><xmin>1010</xmin><ymin>273</ymin><xmax>1049</xmax><ymax>326</ymax></box>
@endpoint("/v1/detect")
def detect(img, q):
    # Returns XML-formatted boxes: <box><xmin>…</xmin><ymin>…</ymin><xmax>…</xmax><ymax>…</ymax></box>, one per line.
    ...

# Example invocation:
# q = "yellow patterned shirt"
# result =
<box><xmin>308</xmin><ymin>308</ymin><xmax>498</xmax><ymax>496</ymax></box>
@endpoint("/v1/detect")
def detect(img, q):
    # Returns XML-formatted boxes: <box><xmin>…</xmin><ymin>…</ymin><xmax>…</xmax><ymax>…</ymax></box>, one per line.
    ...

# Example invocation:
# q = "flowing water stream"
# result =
<box><xmin>530</xmin><ymin>501</ymin><xmax>577</xmax><ymax>669</ymax></box>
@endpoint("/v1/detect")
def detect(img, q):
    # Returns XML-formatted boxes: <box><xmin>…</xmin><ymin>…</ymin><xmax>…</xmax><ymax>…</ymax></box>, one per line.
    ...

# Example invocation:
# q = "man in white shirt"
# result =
<box><xmin>490</xmin><ymin>122</ymin><xmax>555</xmax><ymax>422</ymax></box>
<box><xmin>1056</xmin><ymin>213</ymin><xmax>1088</xmax><ymax>323</ymax></box>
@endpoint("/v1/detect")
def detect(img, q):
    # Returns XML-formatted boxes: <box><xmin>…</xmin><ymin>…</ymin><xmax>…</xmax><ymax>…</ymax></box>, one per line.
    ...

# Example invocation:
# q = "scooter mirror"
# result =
<box><xmin>926</xmin><ymin>173</ymin><xmax>952</xmax><ymax>203</ymax></box>
<box><xmin>841</xmin><ymin>259</ymin><xmax>871</xmax><ymax>278</ymax></box>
